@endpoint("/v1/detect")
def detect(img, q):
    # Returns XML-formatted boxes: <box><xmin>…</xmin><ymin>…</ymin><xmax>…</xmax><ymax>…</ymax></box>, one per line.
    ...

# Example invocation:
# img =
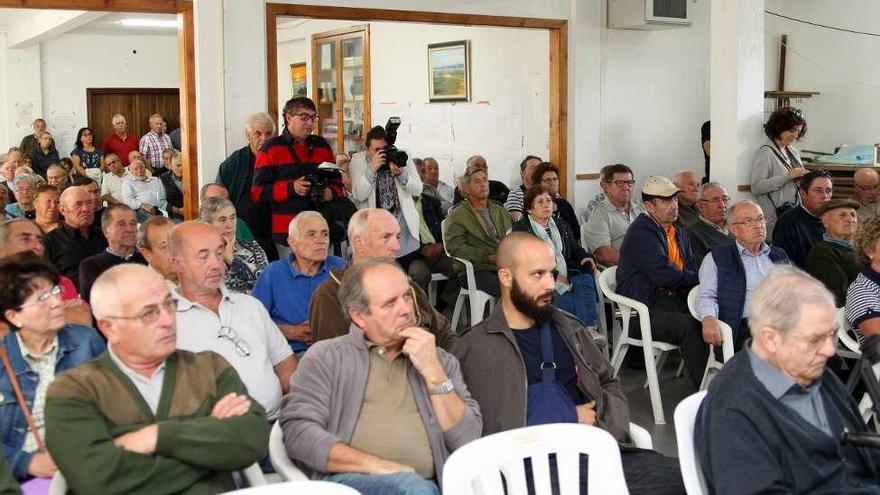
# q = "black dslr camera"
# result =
<box><xmin>379</xmin><ymin>116</ymin><xmax>408</xmax><ymax>172</ymax></box>
<box><xmin>303</xmin><ymin>164</ymin><xmax>342</xmax><ymax>206</ymax></box>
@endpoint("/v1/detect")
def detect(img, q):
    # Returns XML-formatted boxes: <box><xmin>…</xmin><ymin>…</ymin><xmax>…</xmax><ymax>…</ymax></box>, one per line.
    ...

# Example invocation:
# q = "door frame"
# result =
<box><xmin>0</xmin><ymin>0</ymin><xmax>199</xmax><ymax>218</ymax></box>
<box><xmin>265</xmin><ymin>4</ymin><xmax>569</xmax><ymax>196</ymax></box>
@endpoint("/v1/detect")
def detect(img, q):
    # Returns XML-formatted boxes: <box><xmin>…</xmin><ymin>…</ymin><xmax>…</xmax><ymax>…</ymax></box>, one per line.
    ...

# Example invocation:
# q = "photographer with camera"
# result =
<box><xmin>350</xmin><ymin>120</ymin><xmax>424</xmax><ymax>269</ymax></box>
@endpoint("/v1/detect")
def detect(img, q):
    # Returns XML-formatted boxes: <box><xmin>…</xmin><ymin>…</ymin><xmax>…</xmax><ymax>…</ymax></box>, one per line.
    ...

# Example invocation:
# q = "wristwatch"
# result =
<box><xmin>428</xmin><ymin>378</ymin><xmax>454</xmax><ymax>395</ymax></box>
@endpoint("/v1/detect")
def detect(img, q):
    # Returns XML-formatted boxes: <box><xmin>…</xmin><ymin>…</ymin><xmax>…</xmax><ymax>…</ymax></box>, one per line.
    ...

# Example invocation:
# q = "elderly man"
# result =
<box><xmin>617</xmin><ymin>176</ymin><xmax>709</xmax><ymax>387</ymax></box>
<box><xmin>673</xmin><ymin>170</ymin><xmax>701</xmax><ymax>226</ymax></box>
<box><xmin>0</xmin><ymin>155</ymin><xmax>16</xmax><ymax>199</ymax></box>
<box><xmin>584</xmin><ymin>164</ymin><xmax>645</xmax><ymax>266</ymax></box>
<box><xmin>504</xmin><ymin>155</ymin><xmax>542</xmax><ymax>221</ymax></box>
<box><xmin>454</xmin><ymin>233</ymin><xmax>684</xmax><ymax>494</ymax></box>
<box><xmin>171</xmin><ymin>221</ymin><xmax>297</xmax><ymax>421</ymax></box>
<box><xmin>136</xmin><ymin>215</ymin><xmax>177</xmax><ymax>287</ymax></box>
<box><xmin>695</xmin><ymin>267</ymin><xmax>880</xmax><ymax>494</ymax></box>
<box><xmin>422</xmin><ymin>157</ymin><xmax>454</xmax><ymax>213</ymax></box>
<box><xmin>218</xmin><ymin>112</ymin><xmax>277</xmax><ymax>256</ymax></box>
<box><xmin>123</xmin><ymin>159</ymin><xmax>167</xmax><ymax>221</ymax></box>
<box><xmin>139</xmin><ymin>113</ymin><xmax>174</xmax><ymax>173</ymax></box>
<box><xmin>45</xmin><ymin>264</ymin><xmax>268</xmax><ymax>494</ymax></box>
<box><xmin>806</xmin><ymin>199</ymin><xmax>861</xmax><ymax>307</ymax></box>
<box><xmin>101</xmin><ymin>114</ymin><xmax>139</xmax><ymax>166</ymax></box>
<box><xmin>100</xmin><ymin>153</ymin><xmax>126</xmax><ymax>206</ymax></box>
<box><xmin>281</xmin><ymin>257</ymin><xmax>481</xmax><ymax>495</ymax></box>
<box><xmin>43</xmin><ymin>186</ymin><xmax>107</xmax><ymax>287</ymax></box>
<box><xmin>253</xmin><ymin>211</ymin><xmax>346</xmax><ymax>355</ymax></box>
<box><xmin>697</xmin><ymin>200</ymin><xmax>790</xmax><ymax>354</ymax></box>
<box><xmin>310</xmin><ymin>208</ymin><xmax>456</xmax><ymax>349</ymax></box>
<box><xmin>5</xmin><ymin>174</ymin><xmax>39</xmax><ymax>220</ymax></box>
<box><xmin>78</xmin><ymin>205</ymin><xmax>146</xmax><ymax>303</ymax></box>
<box><xmin>158</xmin><ymin>152</ymin><xmax>185</xmax><ymax>220</ymax></box>
<box><xmin>772</xmin><ymin>170</ymin><xmax>833</xmax><ymax>268</ymax></box>
<box><xmin>45</xmin><ymin>165</ymin><xmax>68</xmax><ymax>193</ymax></box>
<box><xmin>18</xmin><ymin>119</ymin><xmax>46</xmax><ymax>158</ymax></box>
<box><xmin>853</xmin><ymin>167</ymin><xmax>880</xmax><ymax>223</ymax></box>
<box><xmin>33</xmin><ymin>184</ymin><xmax>60</xmax><ymax>234</ymax></box>
<box><xmin>686</xmin><ymin>182</ymin><xmax>733</xmax><ymax>265</ymax></box>
<box><xmin>71</xmin><ymin>175</ymin><xmax>103</xmax><ymax>217</ymax></box>
<box><xmin>452</xmin><ymin>155</ymin><xmax>509</xmax><ymax>206</ymax></box>
<box><xmin>445</xmin><ymin>166</ymin><xmax>512</xmax><ymax>298</ymax></box>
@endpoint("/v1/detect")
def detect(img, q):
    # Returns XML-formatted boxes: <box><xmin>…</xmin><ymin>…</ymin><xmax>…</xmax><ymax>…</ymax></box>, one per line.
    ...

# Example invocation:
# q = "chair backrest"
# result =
<box><xmin>686</xmin><ymin>285</ymin><xmax>699</xmax><ymax>319</ymax></box>
<box><xmin>674</xmin><ymin>390</ymin><xmax>709</xmax><ymax>495</ymax></box>
<box><xmin>628</xmin><ymin>422</ymin><xmax>653</xmax><ymax>450</ymax></box>
<box><xmin>836</xmin><ymin>307</ymin><xmax>862</xmax><ymax>357</ymax></box>
<box><xmin>222</xmin><ymin>481</ymin><xmax>361</xmax><ymax>494</ymax></box>
<box><xmin>442</xmin><ymin>423</ymin><xmax>628</xmax><ymax>495</ymax></box>
<box><xmin>269</xmin><ymin>421</ymin><xmax>309</xmax><ymax>481</ymax></box>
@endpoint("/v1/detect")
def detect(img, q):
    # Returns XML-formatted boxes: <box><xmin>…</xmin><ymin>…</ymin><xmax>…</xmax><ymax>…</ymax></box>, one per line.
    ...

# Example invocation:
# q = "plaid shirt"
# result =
<box><xmin>139</xmin><ymin>131</ymin><xmax>173</xmax><ymax>171</ymax></box>
<box><xmin>16</xmin><ymin>333</ymin><xmax>59</xmax><ymax>453</ymax></box>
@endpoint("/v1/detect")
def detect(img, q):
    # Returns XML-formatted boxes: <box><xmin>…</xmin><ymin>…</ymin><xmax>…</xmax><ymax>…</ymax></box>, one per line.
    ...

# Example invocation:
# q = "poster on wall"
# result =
<box><xmin>290</xmin><ymin>63</ymin><xmax>307</xmax><ymax>98</ymax></box>
<box><xmin>427</xmin><ymin>40</ymin><xmax>470</xmax><ymax>103</ymax></box>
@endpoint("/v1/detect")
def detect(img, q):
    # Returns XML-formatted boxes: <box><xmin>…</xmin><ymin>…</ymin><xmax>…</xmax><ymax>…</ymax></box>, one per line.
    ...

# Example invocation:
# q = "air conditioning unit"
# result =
<box><xmin>608</xmin><ymin>0</ymin><xmax>691</xmax><ymax>30</ymax></box>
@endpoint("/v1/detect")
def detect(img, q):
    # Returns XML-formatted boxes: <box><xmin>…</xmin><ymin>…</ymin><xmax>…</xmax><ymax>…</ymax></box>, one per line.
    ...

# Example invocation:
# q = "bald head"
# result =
<box><xmin>348</xmin><ymin>208</ymin><xmax>400</xmax><ymax>258</ymax></box>
<box><xmin>59</xmin><ymin>186</ymin><xmax>94</xmax><ymax>229</ymax></box>
<box><xmin>497</xmin><ymin>232</ymin><xmax>550</xmax><ymax>271</ymax></box>
<box><xmin>168</xmin><ymin>221</ymin><xmax>222</xmax><ymax>259</ymax></box>
<box><xmin>854</xmin><ymin>167</ymin><xmax>880</xmax><ymax>203</ymax></box>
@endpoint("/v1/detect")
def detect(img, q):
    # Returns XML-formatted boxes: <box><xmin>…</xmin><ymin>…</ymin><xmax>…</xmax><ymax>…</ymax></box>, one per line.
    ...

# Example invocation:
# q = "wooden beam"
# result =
<box><xmin>777</xmin><ymin>34</ymin><xmax>787</xmax><ymax>92</ymax></box>
<box><xmin>178</xmin><ymin>3</ymin><xmax>198</xmax><ymax>219</ymax></box>
<box><xmin>549</xmin><ymin>22</ymin><xmax>568</xmax><ymax>198</ymax></box>
<box><xmin>576</xmin><ymin>173</ymin><xmax>600</xmax><ymax>181</ymax></box>
<box><xmin>0</xmin><ymin>0</ymin><xmax>187</xmax><ymax>13</ymax></box>
<box><xmin>266</xmin><ymin>4</ymin><xmax>280</xmax><ymax>121</ymax></box>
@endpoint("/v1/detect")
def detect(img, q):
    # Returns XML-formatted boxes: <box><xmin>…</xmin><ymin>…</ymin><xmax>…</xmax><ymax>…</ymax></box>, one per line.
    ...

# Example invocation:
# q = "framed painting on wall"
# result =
<box><xmin>290</xmin><ymin>62</ymin><xmax>308</xmax><ymax>97</ymax></box>
<box><xmin>427</xmin><ymin>40</ymin><xmax>470</xmax><ymax>102</ymax></box>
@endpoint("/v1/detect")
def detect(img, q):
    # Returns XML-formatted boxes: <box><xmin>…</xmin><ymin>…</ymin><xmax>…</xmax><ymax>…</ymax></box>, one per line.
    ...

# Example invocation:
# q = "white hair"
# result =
<box><xmin>288</xmin><ymin>211</ymin><xmax>326</xmax><ymax>238</ymax></box>
<box><xmin>91</xmin><ymin>264</ymin><xmax>162</xmax><ymax>319</ymax></box>
<box><xmin>245</xmin><ymin>112</ymin><xmax>276</xmax><ymax>135</ymax></box>
<box><xmin>748</xmin><ymin>266</ymin><xmax>835</xmax><ymax>337</ymax></box>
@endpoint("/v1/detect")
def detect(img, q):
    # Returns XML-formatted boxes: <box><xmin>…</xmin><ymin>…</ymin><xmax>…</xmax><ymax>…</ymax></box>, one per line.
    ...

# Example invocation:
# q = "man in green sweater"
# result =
<box><xmin>45</xmin><ymin>264</ymin><xmax>268</xmax><ymax>495</ymax></box>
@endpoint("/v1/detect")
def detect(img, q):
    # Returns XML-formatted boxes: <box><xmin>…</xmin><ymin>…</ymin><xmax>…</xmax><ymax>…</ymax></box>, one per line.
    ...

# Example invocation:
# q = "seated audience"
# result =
<box><xmin>100</xmin><ymin>154</ymin><xmax>125</xmax><ymax>206</ymax></box>
<box><xmin>161</xmin><ymin>148</ymin><xmax>176</xmax><ymax>173</ymax></box>
<box><xmin>128</xmin><ymin>150</ymin><xmax>148</xmax><ymax>171</ymax></box>
<box><xmin>846</xmin><ymin>216</ymin><xmax>880</xmax><ymax>339</ymax></box>
<box><xmin>45</xmin><ymin>264</ymin><xmax>268</xmax><ymax>494</ymax></box>
<box><xmin>452</xmin><ymin>155</ymin><xmax>510</xmax><ymax>206</ymax></box>
<box><xmin>854</xmin><ymin>167</ymin><xmax>880</xmax><ymax>224</ymax></box>
<box><xmin>697</xmin><ymin>200</ymin><xmax>789</xmax><ymax>354</ymax></box>
<box><xmin>170</xmin><ymin>221</ymin><xmax>297</xmax><ymax>422</ymax></box>
<box><xmin>512</xmin><ymin>185</ymin><xmax>597</xmax><ymax>326</ymax></box>
<box><xmin>616</xmin><ymin>176</ymin><xmax>709</xmax><ymax>387</ymax></box>
<box><xmin>584</xmin><ymin>163</ymin><xmax>645</xmax><ymax>266</ymax></box>
<box><xmin>696</xmin><ymin>267</ymin><xmax>880</xmax><ymax>494</ymax></box>
<box><xmin>45</xmin><ymin>165</ymin><xmax>68</xmax><ymax>193</ymax></box>
<box><xmin>101</xmin><ymin>114</ymin><xmax>139</xmax><ymax>166</ymax></box>
<box><xmin>27</xmin><ymin>132</ymin><xmax>59</xmax><ymax>179</ymax></box>
<box><xmin>504</xmin><ymin>155</ymin><xmax>542</xmax><ymax>221</ymax></box>
<box><xmin>5</xmin><ymin>174</ymin><xmax>39</xmax><ymax>220</ymax></box>
<box><xmin>43</xmin><ymin>186</ymin><xmax>107</xmax><ymax>288</ymax></box>
<box><xmin>532</xmin><ymin>161</ymin><xmax>580</xmax><ymax>237</ymax></box>
<box><xmin>0</xmin><ymin>253</ymin><xmax>105</xmax><ymax>482</ymax></box>
<box><xmin>201</xmin><ymin>182</ymin><xmax>256</xmax><ymax>241</ymax></box>
<box><xmin>281</xmin><ymin>257</ymin><xmax>481</xmax><ymax>495</ymax></box>
<box><xmin>78</xmin><ymin>205</ymin><xmax>146</xmax><ymax>303</ymax></box>
<box><xmin>199</xmin><ymin>197</ymin><xmax>268</xmax><ymax>293</ymax></box>
<box><xmin>310</xmin><ymin>208</ymin><xmax>455</xmax><ymax>349</ymax></box>
<box><xmin>421</xmin><ymin>157</ymin><xmax>454</xmax><ymax>213</ymax></box>
<box><xmin>70</xmin><ymin>127</ymin><xmax>102</xmax><ymax>181</ymax></box>
<box><xmin>136</xmin><ymin>215</ymin><xmax>177</xmax><ymax>287</ymax></box>
<box><xmin>453</xmin><ymin>234</ymin><xmax>684</xmax><ymax>494</ymax></box>
<box><xmin>772</xmin><ymin>169</ymin><xmax>833</xmax><ymax>268</ymax></box>
<box><xmin>122</xmin><ymin>159</ymin><xmax>167</xmax><ymax>222</ymax></box>
<box><xmin>686</xmin><ymin>182</ymin><xmax>732</xmax><ymax>265</ymax></box>
<box><xmin>445</xmin><ymin>166</ymin><xmax>512</xmax><ymax>297</ymax></box>
<box><xmin>0</xmin><ymin>155</ymin><xmax>17</xmax><ymax>200</ymax></box>
<box><xmin>806</xmin><ymin>199</ymin><xmax>861</xmax><ymax>307</ymax></box>
<box><xmin>159</xmin><ymin>151</ymin><xmax>184</xmax><ymax>220</ymax></box>
<box><xmin>32</xmin><ymin>185</ymin><xmax>60</xmax><ymax>234</ymax></box>
<box><xmin>672</xmin><ymin>170</ymin><xmax>700</xmax><ymax>226</ymax></box>
<box><xmin>253</xmin><ymin>211</ymin><xmax>346</xmax><ymax>355</ymax></box>
<box><xmin>407</xmin><ymin>192</ymin><xmax>461</xmax><ymax>303</ymax></box>
<box><xmin>18</xmin><ymin>119</ymin><xmax>46</xmax><ymax>159</ymax></box>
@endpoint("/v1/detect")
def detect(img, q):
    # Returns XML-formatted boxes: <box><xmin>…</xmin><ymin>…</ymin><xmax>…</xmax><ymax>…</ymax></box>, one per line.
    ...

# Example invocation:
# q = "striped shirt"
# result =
<box><xmin>16</xmin><ymin>334</ymin><xmax>59</xmax><ymax>453</ymax></box>
<box><xmin>845</xmin><ymin>268</ymin><xmax>880</xmax><ymax>343</ymax></box>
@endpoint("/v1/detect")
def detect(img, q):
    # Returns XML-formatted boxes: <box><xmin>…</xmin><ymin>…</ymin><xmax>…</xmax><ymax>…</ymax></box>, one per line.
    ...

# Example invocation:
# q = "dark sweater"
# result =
<box><xmin>772</xmin><ymin>205</ymin><xmax>824</xmax><ymax>268</ymax></box>
<box><xmin>686</xmin><ymin>218</ymin><xmax>732</xmax><ymax>266</ymax></box>
<box><xmin>43</xmin><ymin>222</ymin><xmax>107</xmax><ymax>289</ymax></box>
<box><xmin>553</xmin><ymin>196</ymin><xmax>580</xmax><ymax>240</ymax></box>
<box><xmin>159</xmin><ymin>171</ymin><xmax>184</xmax><ymax>219</ymax></box>
<box><xmin>78</xmin><ymin>250</ymin><xmax>147</xmax><ymax>302</ymax></box>
<box><xmin>806</xmin><ymin>239</ymin><xmax>861</xmax><ymax>307</ymax></box>
<box><xmin>696</xmin><ymin>350</ymin><xmax>880</xmax><ymax>494</ymax></box>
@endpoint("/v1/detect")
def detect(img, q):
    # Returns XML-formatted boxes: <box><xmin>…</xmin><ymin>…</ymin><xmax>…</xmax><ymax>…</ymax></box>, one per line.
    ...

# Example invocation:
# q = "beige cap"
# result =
<box><xmin>641</xmin><ymin>176</ymin><xmax>680</xmax><ymax>198</ymax></box>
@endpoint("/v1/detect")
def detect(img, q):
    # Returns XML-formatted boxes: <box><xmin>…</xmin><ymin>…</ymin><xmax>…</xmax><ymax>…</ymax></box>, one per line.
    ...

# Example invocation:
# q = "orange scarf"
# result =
<box><xmin>665</xmin><ymin>225</ymin><xmax>683</xmax><ymax>270</ymax></box>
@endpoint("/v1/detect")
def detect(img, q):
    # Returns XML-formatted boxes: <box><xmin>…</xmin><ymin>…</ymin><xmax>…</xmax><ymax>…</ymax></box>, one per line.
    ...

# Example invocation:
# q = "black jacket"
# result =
<box><xmin>512</xmin><ymin>215</ymin><xmax>592</xmax><ymax>277</ymax></box>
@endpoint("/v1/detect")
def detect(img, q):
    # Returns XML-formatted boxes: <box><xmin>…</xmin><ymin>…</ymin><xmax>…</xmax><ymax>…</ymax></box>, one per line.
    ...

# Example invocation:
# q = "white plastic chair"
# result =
<box><xmin>428</xmin><ymin>272</ymin><xmax>450</xmax><ymax>307</ymax></box>
<box><xmin>441</xmin><ymin>219</ymin><xmax>497</xmax><ymax>332</ymax></box>
<box><xmin>221</xmin><ymin>481</ymin><xmax>361</xmax><ymax>494</ymax></box>
<box><xmin>686</xmin><ymin>285</ymin><xmax>735</xmax><ymax>390</ymax></box>
<box><xmin>628</xmin><ymin>422</ymin><xmax>653</xmax><ymax>450</ymax></box>
<box><xmin>598</xmin><ymin>266</ymin><xmax>679</xmax><ymax>424</ymax></box>
<box><xmin>836</xmin><ymin>307</ymin><xmax>862</xmax><ymax>360</ymax></box>
<box><xmin>442</xmin><ymin>423</ymin><xmax>629</xmax><ymax>495</ymax></box>
<box><xmin>269</xmin><ymin>421</ymin><xmax>310</xmax><ymax>481</ymax></box>
<box><xmin>674</xmin><ymin>390</ymin><xmax>709</xmax><ymax>495</ymax></box>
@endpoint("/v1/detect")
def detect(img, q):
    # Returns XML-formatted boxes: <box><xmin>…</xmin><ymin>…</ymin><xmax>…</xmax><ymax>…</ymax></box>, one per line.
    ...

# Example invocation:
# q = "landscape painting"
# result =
<box><xmin>428</xmin><ymin>40</ymin><xmax>470</xmax><ymax>102</ymax></box>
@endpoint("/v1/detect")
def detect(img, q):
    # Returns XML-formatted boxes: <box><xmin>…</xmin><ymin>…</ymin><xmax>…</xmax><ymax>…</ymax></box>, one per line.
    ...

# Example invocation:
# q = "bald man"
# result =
<box><xmin>853</xmin><ymin>167</ymin><xmax>880</xmax><ymax>223</ymax></box>
<box><xmin>43</xmin><ymin>186</ymin><xmax>107</xmax><ymax>287</ymax></box>
<box><xmin>673</xmin><ymin>170</ymin><xmax>700</xmax><ymax>226</ymax></box>
<box><xmin>453</xmin><ymin>233</ymin><xmax>684</xmax><ymax>494</ymax></box>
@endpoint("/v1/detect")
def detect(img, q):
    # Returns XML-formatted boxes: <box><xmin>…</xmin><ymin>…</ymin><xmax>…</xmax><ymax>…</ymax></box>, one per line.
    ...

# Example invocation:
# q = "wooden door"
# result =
<box><xmin>86</xmin><ymin>88</ymin><xmax>180</xmax><ymax>146</ymax></box>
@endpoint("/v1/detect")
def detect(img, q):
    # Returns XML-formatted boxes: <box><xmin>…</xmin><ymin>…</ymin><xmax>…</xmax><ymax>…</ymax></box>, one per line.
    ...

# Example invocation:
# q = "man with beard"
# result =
<box><xmin>452</xmin><ymin>233</ymin><xmax>684</xmax><ymax>494</ymax></box>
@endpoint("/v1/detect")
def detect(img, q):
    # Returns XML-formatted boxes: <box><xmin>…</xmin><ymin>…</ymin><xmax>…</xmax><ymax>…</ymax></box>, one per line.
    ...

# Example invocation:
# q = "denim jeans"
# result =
<box><xmin>323</xmin><ymin>472</ymin><xmax>440</xmax><ymax>495</ymax></box>
<box><xmin>554</xmin><ymin>272</ymin><xmax>599</xmax><ymax>326</ymax></box>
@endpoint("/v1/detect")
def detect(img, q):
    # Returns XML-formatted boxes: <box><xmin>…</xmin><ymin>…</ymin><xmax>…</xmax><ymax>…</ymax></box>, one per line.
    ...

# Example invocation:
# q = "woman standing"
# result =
<box><xmin>199</xmin><ymin>197</ymin><xmax>268</xmax><ymax>293</ymax></box>
<box><xmin>70</xmin><ymin>127</ymin><xmax>102</xmax><ymax>182</ymax></box>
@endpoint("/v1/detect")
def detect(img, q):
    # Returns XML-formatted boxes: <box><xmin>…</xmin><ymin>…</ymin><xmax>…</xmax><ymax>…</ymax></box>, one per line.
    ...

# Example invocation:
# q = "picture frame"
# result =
<box><xmin>428</xmin><ymin>40</ymin><xmax>470</xmax><ymax>102</ymax></box>
<box><xmin>290</xmin><ymin>62</ymin><xmax>307</xmax><ymax>98</ymax></box>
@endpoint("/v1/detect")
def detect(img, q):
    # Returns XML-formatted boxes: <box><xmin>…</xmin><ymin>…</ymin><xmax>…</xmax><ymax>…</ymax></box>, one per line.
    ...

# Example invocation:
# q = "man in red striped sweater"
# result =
<box><xmin>251</xmin><ymin>97</ymin><xmax>342</xmax><ymax>257</ymax></box>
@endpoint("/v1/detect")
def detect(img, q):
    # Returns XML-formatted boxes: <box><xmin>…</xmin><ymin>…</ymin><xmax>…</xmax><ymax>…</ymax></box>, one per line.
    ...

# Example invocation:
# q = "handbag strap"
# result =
<box><xmin>0</xmin><ymin>344</ymin><xmax>45</xmax><ymax>452</ymax></box>
<box><xmin>539</xmin><ymin>323</ymin><xmax>557</xmax><ymax>383</ymax></box>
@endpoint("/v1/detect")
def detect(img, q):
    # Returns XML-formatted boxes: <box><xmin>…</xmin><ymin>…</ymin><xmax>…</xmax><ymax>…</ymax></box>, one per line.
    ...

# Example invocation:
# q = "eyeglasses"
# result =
<box><xmin>17</xmin><ymin>285</ymin><xmax>62</xmax><ymax>310</ymax></box>
<box><xmin>790</xmin><ymin>328</ymin><xmax>837</xmax><ymax>351</ymax></box>
<box><xmin>218</xmin><ymin>326</ymin><xmax>251</xmax><ymax>357</ymax></box>
<box><xmin>700</xmin><ymin>196</ymin><xmax>730</xmax><ymax>205</ymax></box>
<box><xmin>857</xmin><ymin>184</ymin><xmax>880</xmax><ymax>192</ymax></box>
<box><xmin>731</xmin><ymin>215</ymin><xmax>765</xmax><ymax>227</ymax></box>
<box><xmin>104</xmin><ymin>297</ymin><xmax>177</xmax><ymax>326</ymax></box>
<box><xmin>606</xmin><ymin>180</ymin><xmax>635</xmax><ymax>188</ymax></box>
<box><xmin>291</xmin><ymin>112</ymin><xmax>320</xmax><ymax>123</ymax></box>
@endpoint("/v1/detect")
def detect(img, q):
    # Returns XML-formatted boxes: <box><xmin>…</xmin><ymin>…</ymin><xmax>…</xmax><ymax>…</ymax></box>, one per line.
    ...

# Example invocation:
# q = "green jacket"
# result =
<box><xmin>806</xmin><ymin>239</ymin><xmax>861</xmax><ymax>307</ymax></box>
<box><xmin>46</xmin><ymin>351</ymin><xmax>268</xmax><ymax>495</ymax></box>
<box><xmin>445</xmin><ymin>201</ymin><xmax>512</xmax><ymax>272</ymax></box>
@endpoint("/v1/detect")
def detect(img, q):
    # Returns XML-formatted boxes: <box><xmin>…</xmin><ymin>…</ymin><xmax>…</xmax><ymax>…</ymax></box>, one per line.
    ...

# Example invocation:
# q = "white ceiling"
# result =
<box><xmin>0</xmin><ymin>8</ymin><xmax>177</xmax><ymax>40</ymax></box>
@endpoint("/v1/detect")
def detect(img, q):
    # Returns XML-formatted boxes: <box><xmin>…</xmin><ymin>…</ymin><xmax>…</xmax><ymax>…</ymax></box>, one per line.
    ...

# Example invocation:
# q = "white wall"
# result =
<box><xmin>39</xmin><ymin>32</ymin><xmax>178</xmax><ymax>157</ymax></box>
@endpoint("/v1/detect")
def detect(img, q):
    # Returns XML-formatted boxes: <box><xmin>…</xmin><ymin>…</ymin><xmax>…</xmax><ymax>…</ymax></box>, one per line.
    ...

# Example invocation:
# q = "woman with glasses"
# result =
<box><xmin>0</xmin><ymin>252</ymin><xmax>105</xmax><ymax>482</ymax></box>
<box><xmin>845</xmin><ymin>216</ymin><xmax>880</xmax><ymax>341</ymax></box>
<box><xmin>3</xmin><ymin>174</ymin><xmax>41</xmax><ymax>220</ymax></box>
<box><xmin>750</xmin><ymin>106</ymin><xmax>808</xmax><ymax>234</ymax></box>
<box><xmin>70</xmin><ymin>127</ymin><xmax>102</xmax><ymax>183</ymax></box>
<box><xmin>27</xmin><ymin>132</ymin><xmax>60</xmax><ymax>180</ymax></box>
<box><xmin>512</xmin><ymin>185</ymin><xmax>598</xmax><ymax>326</ymax></box>
<box><xmin>199</xmin><ymin>197</ymin><xmax>268</xmax><ymax>293</ymax></box>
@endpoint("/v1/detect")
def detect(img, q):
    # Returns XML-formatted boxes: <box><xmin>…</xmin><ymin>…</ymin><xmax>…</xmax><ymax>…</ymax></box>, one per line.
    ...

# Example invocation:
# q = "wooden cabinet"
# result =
<box><xmin>312</xmin><ymin>25</ymin><xmax>370</xmax><ymax>155</ymax></box>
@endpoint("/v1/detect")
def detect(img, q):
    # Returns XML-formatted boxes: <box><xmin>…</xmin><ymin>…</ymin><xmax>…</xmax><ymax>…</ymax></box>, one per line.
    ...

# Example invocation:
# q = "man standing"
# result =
<box><xmin>78</xmin><ymin>205</ymin><xmax>146</xmax><ymax>303</ymax></box>
<box><xmin>45</xmin><ymin>264</ymin><xmax>269</xmax><ymax>494</ymax></box>
<box><xmin>695</xmin><ymin>267</ymin><xmax>880</xmax><ymax>494</ymax></box>
<box><xmin>672</xmin><ymin>170</ymin><xmax>701</xmax><ymax>226</ymax></box>
<box><xmin>853</xmin><ymin>167</ymin><xmax>880</xmax><ymax>224</ymax></box>
<box><xmin>102</xmin><ymin>114</ymin><xmax>139</xmax><ymax>166</ymax></box>
<box><xmin>123</xmin><ymin>159</ymin><xmax>167</xmax><ymax>222</ymax></box>
<box><xmin>171</xmin><ymin>222</ymin><xmax>298</xmax><ymax>422</ymax></box>
<box><xmin>281</xmin><ymin>257</ymin><xmax>481</xmax><ymax>494</ymax></box>
<box><xmin>43</xmin><ymin>186</ymin><xmax>107</xmax><ymax>287</ymax></box>
<box><xmin>616</xmin><ymin>176</ymin><xmax>709</xmax><ymax>387</ymax></box>
<box><xmin>584</xmin><ymin>164</ymin><xmax>645</xmax><ymax>266</ymax></box>
<box><xmin>806</xmin><ymin>198</ymin><xmax>861</xmax><ymax>306</ymax></box>
<box><xmin>139</xmin><ymin>113</ymin><xmax>173</xmax><ymax>174</ymax></box>
<box><xmin>19</xmin><ymin>119</ymin><xmax>46</xmax><ymax>158</ymax></box>
<box><xmin>136</xmin><ymin>216</ymin><xmax>177</xmax><ymax>287</ymax></box>
<box><xmin>696</xmin><ymin>200</ymin><xmax>789</xmax><ymax>353</ymax></box>
<box><xmin>253</xmin><ymin>211</ymin><xmax>346</xmax><ymax>355</ymax></box>
<box><xmin>686</xmin><ymin>182</ymin><xmax>732</xmax><ymax>265</ymax></box>
<box><xmin>772</xmin><ymin>170</ymin><xmax>833</xmax><ymax>268</ymax></box>
<box><xmin>422</xmin><ymin>157</ymin><xmax>454</xmax><ymax>213</ymax></box>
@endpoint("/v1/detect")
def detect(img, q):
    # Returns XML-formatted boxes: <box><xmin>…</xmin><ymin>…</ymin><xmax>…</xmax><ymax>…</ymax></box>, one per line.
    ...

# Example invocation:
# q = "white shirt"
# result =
<box><xmin>122</xmin><ymin>175</ymin><xmax>167</xmax><ymax>211</ymax></box>
<box><xmin>101</xmin><ymin>172</ymin><xmax>126</xmax><ymax>204</ymax></box>
<box><xmin>173</xmin><ymin>285</ymin><xmax>292</xmax><ymax>420</ymax></box>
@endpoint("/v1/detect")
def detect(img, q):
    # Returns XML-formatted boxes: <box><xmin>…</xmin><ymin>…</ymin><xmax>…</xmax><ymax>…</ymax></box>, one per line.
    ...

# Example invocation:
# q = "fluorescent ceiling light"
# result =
<box><xmin>119</xmin><ymin>18</ymin><xmax>178</xmax><ymax>28</ymax></box>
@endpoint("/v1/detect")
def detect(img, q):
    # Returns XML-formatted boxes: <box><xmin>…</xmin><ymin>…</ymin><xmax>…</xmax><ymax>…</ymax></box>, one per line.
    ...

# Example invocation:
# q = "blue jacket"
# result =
<box><xmin>616</xmin><ymin>213</ymin><xmax>698</xmax><ymax>306</ymax></box>
<box><xmin>0</xmin><ymin>324</ymin><xmax>105</xmax><ymax>479</ymax></box>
